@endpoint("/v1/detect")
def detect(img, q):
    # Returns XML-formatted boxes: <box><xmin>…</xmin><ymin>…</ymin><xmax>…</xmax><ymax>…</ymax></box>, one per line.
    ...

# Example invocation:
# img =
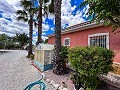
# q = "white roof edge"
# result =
<box><xmin>48</xmin><ymin>22</ymin><xmax>104</xmax><ymax>37</ymax></box>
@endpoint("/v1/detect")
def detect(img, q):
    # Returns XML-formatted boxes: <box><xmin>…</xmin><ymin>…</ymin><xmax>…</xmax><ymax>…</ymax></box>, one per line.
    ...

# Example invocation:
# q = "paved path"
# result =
<box><xmin>0</xmin><ymin>50</ymin><xmax>54</xmax><ymax>90</ymax></box>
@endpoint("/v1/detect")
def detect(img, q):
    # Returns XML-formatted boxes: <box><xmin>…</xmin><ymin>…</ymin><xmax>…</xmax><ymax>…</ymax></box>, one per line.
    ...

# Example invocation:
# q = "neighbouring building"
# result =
<box><xmin>48</xmin><ymin>22</ymin><xmax>120</xmax><ymax>63</ymax></box>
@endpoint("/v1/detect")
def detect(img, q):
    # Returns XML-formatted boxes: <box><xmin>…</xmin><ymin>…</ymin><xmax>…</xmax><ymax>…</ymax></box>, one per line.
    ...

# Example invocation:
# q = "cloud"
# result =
<box><xmin>61</xmin><ymin>0</ymin><xmax>86</xmax><ymax>27</ymax></box>
<box><xmin>47</xmin><ymin>0</ymin><xmax>88</xmax><ymax>29</ymax></box>
<box><xmin>0</xmin><ymin>0</ymin><xmax>29</xmax><ymax>37</ymax></box>
<box><xmin>0</xmin><ymin>0</ymin><xmax>21</xmax><ymax>14</ymax></box>
<box><xmin>42</xmin><ymin>24</ymin><xmax>49</xmax><ymax>31</ymax></box>
<box><xmin>0</xmin><ymin>0</ymin><xmax>89</xmax><ymax>43</ymax></box>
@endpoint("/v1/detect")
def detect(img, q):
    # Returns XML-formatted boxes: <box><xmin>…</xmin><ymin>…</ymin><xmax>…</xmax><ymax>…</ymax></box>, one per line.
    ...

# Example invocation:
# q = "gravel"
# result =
<box><xmin>44</xmin><ymin>69</ymin><xmax>74</xmax><ymax>90</ymax></box>
<box><xmin>0</xmin><ymin>50</ymin><xmax>54</xmax><ymax>90</ymax></box>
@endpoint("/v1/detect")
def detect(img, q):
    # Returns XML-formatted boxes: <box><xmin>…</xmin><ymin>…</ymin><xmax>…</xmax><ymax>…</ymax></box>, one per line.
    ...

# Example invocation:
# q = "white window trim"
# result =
<box><xmin>88</xmin><ymin>33</ymin><xmax>109</xmax><ymax>49</ymax></box>
<box><xmin>64</xmin><ymin>38</ymin><xmax>70</xmax><ymax>46</ymax></box>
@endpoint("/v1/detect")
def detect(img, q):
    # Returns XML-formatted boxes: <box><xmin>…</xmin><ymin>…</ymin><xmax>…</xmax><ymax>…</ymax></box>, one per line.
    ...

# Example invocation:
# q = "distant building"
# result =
<box><xmin>48</xmin><ymin>22</ymin><xmax>120</xmax><ymax>63</ymax></box>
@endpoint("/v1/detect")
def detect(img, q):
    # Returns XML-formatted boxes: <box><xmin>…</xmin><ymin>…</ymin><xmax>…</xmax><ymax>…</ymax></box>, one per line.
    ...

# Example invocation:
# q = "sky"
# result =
<box><xmin>0</xmin><ymin>0</ymin><xmax>89</xmax><ymax>44</ymax></box>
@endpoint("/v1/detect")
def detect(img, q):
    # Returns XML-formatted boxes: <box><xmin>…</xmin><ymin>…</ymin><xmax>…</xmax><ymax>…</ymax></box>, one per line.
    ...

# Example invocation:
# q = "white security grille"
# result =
<box><xmin>88</xmin><ymin>33</ymin><xmax>109</xmax><ymax>49</ymax></box>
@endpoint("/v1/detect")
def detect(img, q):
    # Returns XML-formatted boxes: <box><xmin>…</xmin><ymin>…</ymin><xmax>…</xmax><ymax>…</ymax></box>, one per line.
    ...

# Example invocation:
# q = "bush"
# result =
<box><xmin>61</xmin><ymin>46</ymin><xmax>69</xmax><ymax>63</ymax></box>
<box><xmin>26</xmin><ymin>54</ymin><xmax>34</xmax><ymax>60</ymax></box>
<box><xmin>68</xmin><ymin>46</ymin><xmax>114</xmax><ymax>90</ymax></box>
<box><xmin>60</xmin><ymin>46</ymin><xmax>69</xmax><ymax>71</ymax></box>
<box><xmin>30</xmin><ymin>54</ymin><xmax>34</xmax><ymax>60</ymax></box>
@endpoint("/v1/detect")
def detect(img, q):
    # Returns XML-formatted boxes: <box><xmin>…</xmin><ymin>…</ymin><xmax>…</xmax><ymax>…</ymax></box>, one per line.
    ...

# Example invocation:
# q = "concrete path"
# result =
<box><xmin>0</xmin><ymin>50</ymin><xmax>54</xmax><ymax>90</ymax></box>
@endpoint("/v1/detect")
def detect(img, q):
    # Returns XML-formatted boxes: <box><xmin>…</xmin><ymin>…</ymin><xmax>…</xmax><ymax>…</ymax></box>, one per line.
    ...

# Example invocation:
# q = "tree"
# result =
<box><xmin>0</xmin><ymin>34</ymin><xmax>16</xmax><ymax>49</ymax></box>
<box><xmin>31</xmin><ymin>0</ymin><xmax>54</xmax><ymax>45</ymax></box>
<box><xmin>80</xmin><ymin>0</ymin><xmax>120</xmax><ymax>32</ymax></box>
<box><xmin>14</xmin><ymin>33</ymin><xmax>29</xmax><ymax>49</ymax></box>
<box><xmin>52</xmin><ymin>0</ymin><xmax>65</xmax><ymax>75</ymax></box>
<box><xmin>16</xmin><ymin>0</ymin><xmax>36</xmax><ymax>56</ymax></box>
<box><xmin>0</xmin><ymin>34</ymin><xmax>8</xmax><ymax>49</ymax></box>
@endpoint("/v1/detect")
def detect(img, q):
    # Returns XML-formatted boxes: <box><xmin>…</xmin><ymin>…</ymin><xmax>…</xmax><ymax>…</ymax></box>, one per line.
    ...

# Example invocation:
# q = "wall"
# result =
<box><xmin>48</xmin><ymin>26</ymin><xmax>120</xmax><ymax>63</ymax></box>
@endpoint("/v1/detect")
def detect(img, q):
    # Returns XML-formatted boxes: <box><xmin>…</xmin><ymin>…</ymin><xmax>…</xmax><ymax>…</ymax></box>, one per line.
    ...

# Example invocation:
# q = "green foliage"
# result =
<box><xmin>44</xmin><ymin>39</ymin><xmax>48</xmax><ymax>44</ymax></box>
<box><xmin>68</xmin><ymin>46</ymin><xmax>114</xmax><ymax>90</ymax></box>
<box><xmin>26</xmin><ymin>54</ymin><xmax>34</xmax><ymax>60</ymax></box>
<box><xmin>13</xmin><ymin>33</ymin><xmax>29</xmax><ymax>49</ymax></box>
<box><xmin>16</xmin><ymin>0</ymin><xmax>36</xmax><ymax>23</ymax></box>
<box><xmin>30</xmin><ymin>54</ymin><xmax>34</xmax><ymax>60</ymax></box>
<box><xmin>80</xmin><ymin>0</ymin><xmax>120</xmax><ymax>31</ymax></box>
<box><xmin>16</xmin><ymin>0</ymin><xmax>36</xmax><ymax>55</ymax></box>
<box><xmin>0</xmin><ymin>34</ymin><xmax>15</xmax><ymax>49</ymax></box>
<box><xmin>61</xmin><ymin>46</ymin><xmax>69</xmax><ymax>62</ymax></box>
<box><xmin>48</xmin><ymin>0</ymin><xmax>54</xmax><ymax>13</ymax></box>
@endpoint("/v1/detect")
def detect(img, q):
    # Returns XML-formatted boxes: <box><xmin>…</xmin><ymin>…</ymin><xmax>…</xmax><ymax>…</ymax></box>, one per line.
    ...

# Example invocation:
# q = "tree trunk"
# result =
<box><xmin>28</xmin><ymin>15</ymin><xmax>33</xmax><ymax>56</ymax></box>
<box><xmin>36</xmin><ymin>3</ymin><xmax>42</xmax><ymax>46</ymax></box>
<box><xmin>53</xmin><ymin>0</ymin><xmax>64</xmax><ymax>75</ymax></box>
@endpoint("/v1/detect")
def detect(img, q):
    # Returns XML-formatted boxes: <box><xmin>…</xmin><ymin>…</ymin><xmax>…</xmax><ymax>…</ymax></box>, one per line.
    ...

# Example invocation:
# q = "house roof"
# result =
<box><xmin>48</xmin><ymin>21</ymin><xmax>104</xmax><ymax>37</ymax></box>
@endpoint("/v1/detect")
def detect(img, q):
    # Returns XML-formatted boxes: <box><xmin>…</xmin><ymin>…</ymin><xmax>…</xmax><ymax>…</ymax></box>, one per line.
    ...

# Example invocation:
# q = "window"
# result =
<box><xmin>88</xmin><ymin>33</ymin><xmax>109</xmax><ymax>49</ymax></box>
<box><xmin>44</xmin><ymin>51</ymin><xmax>51</xmax><ymax>64</ymax></box>
<box><xmin>64</xmin><ymin>38</ymin><xmax>70</xmax><ymax>46</ymax></box>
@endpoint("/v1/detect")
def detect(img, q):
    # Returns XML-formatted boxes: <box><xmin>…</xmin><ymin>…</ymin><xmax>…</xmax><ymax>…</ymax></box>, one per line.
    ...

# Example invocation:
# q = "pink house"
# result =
<box><xmin>48</xmin><ymin>22</ymin><xmax>120</xmax><ymax>63</ymax></box>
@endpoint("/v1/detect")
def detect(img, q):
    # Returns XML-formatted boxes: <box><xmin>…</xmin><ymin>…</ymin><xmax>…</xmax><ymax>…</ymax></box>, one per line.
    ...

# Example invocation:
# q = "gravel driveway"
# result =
<box><xmin>0</xmin><ymin>50</ymin><xmax>43</xmax><ymax>90</ymax></box>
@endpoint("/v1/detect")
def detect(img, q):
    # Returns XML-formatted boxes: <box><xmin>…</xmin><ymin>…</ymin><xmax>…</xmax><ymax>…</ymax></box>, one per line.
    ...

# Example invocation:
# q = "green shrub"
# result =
<box><xmin>30</xmin><ymin>54</ymin><xmax>34</xmax><ymax>60</ymax></box>
<box><xmin>59</xmin><ymin>46</ymin><xmax>69</xmax><ymax>70</ymax></box>
<box><xmin>68</xmin><ymin>46</ymin><xmax>114</xmax><ymax>90</ymax></box>
<box><xmin>61</xmin><ymin>46</ymin><xmax>69</xmax><ymax>62</ymax></box>
<box><xmin>26</xmin><ymin>54</ymin><xmax>34</xmax><ymax>59</ymax></box>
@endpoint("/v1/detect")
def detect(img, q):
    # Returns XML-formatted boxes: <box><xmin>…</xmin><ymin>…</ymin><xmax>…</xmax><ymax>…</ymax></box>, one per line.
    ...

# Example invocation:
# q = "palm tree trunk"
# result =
<box><xmin>28</xmin><ymin>15</ymin><xmax>33</xmax><ymax>56</ymax></box>
<box><xmin>36</xmin><ymin>3</ymin><xmax>42</xmax><ymax>45</ymax></box>
<box><xmin>53</xmin><ymin>0</ymin><xmax>64</xmax><ymax>75</ymax></box>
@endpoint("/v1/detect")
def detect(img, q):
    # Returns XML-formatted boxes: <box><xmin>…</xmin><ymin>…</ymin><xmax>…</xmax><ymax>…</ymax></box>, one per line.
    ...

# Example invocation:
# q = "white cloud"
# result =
<box><xmin>47</xmin><ymin>0</ymin><xmax>87</xmax><ymax>27</ymax></box>
<box><xmin>61</xmin><ymin>0</ymin><xmax>86</xmax><ymax>27</ymax></box>
<box><xmin>42</xmin><ymin>24</ymin><xmax>49</xmax><ymax>31</ymax></box>
<box><xmin>0</xmin><ymin>0</ymin><xmax>89</xmax><ymax>41</ymax></box>
<box><xmin>0</xmin><ymin>0</ymin><xmax>29</xmax><ymax>37</ymax></box>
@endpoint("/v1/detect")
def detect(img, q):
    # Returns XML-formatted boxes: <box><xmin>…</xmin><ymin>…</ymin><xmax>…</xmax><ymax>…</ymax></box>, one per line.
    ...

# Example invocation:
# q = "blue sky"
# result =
<box><xmin>0</xmin><ymin>0</ymin><xmax>89</xmax><ymax>44</ymax></box>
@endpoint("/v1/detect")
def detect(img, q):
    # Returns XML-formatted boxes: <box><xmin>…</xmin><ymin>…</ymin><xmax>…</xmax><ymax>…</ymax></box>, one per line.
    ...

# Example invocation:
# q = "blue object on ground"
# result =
<box><xmin>24</xmin><ymin>80</ymin><xmax>46</xmax><ymax>90</ymax></box>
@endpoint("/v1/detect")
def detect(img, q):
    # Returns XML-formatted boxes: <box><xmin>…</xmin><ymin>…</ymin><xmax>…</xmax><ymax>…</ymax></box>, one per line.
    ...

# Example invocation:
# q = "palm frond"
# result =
<box><xmin>44</xmin><ymin>0</ymin><xmax>49</xmax><ymax>3</ymax></box>
<box><xmin>43</xmin><ymin>5</ymin><xmax>48</xmax><ymax>17</ymax></box>
<box><xmin>34</xmin><ymin>21</ymin><xmax>38</xmax><ymax>27</ymax></box>
<box><xmin>20</xmin><ymin>0</ymin><xmax>32</xmax><ymax>10</ymax></box>
<box><xmin>28</xmin><ymin>8</ymin><xmax>36</xmax><ymax>15</ymax></box>
<box><xmin>33</xmin><ymin>7</ymin><xmax>39</xmax><ymax>14</ymax></box>
<box><xmin>49</xmin><ymin>0</ymin><xmax>54</xmax><ymax>13</ymax></box>
<box><xmin>79</xmin><ymin>1</ymin><xmax>89</xmax><ymax>8</ymax></box>
<box><xmin>16</xmin><ymin>10</ymin><xmax>28</xmax><ymax>17</ymax></box>
<box><xmin>16</xmin><ymin>16</ymin><xmax>28</xmax><ymax>22</ymax></box>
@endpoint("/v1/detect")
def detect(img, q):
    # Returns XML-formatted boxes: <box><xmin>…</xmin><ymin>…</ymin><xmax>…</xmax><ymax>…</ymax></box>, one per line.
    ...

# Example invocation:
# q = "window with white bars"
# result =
<box><xmin>64</xmin><ymin>38</ymin><xmax>70</xmax><ymax>46</ymax></box>
<box><xmin>88</xmin><ymin>33</ymin><xmax>109</xmax><ymax>49</ymax></box>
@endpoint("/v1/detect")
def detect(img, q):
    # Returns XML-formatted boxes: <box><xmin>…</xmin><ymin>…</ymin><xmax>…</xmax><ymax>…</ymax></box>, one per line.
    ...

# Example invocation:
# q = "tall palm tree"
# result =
<box><xmin>16</xmin><ymin>0</ymin><xmax>35</xmax><ymax>56</ymax></box>
<box><xmin>31</xmin><ymin>0</ymin><xmax>64</xmax><ymax>74</ymax></box>
<box><xmin>36</xmin><ymin>0</ymin><xmax>43</xmax><ymax>45</ymax></box>
<box><xmin>32</xmin><ymin>0</ymin><xmax>53</xmax><ymax>45</ymax></box>
<box><xmin>52</xmin><ymin>0</ymin><xmax>64</xmax><ymax>75</ymax></box>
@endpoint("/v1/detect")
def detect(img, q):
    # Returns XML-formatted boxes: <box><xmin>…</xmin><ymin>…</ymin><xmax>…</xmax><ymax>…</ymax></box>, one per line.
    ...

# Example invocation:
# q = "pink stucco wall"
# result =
<box><xmin>48</xmin><ymin>26</ymin><xmax>120</xmax><ymax>63</ymax></box>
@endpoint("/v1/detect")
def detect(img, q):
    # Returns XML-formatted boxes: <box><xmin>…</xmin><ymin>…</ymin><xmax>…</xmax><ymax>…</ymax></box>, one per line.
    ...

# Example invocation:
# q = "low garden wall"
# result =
<box><xmin>99</xmin><ymin>72</ymin><xmax>120</xmax><ymax>90</ymax></box>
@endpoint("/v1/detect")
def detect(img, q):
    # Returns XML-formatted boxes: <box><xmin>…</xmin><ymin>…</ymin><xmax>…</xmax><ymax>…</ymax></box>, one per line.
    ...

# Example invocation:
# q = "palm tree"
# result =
<box><xmin>52</xmin><ymin>0</ymin><xmax>64</xmax><ymax>75</ymax></box>
<box><xmin>30</xmin><ymin>0</ymin><xmax>64</xmax><ymax>74</ymax></box>
<box><xmin>16</xmin><ymin>0</ymin><xmax>36</xmax><ymax>56</ymax></box>
<box><xmin>14</xmin><ymin>33</ymin><xmax>29</xmax><ymax>49</ymax></box>
<box><xmin>32</xmin><ymin>0</ymin><xmax>53</xmax><ymax>45</ymax></box>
